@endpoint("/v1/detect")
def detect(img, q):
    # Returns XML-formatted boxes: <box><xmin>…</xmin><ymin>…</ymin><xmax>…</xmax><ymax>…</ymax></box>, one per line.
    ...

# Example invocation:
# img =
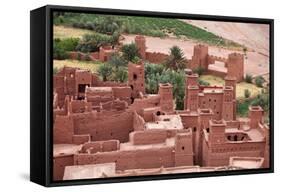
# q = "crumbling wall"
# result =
<box><xmin>145</xmin><ymin>52</ymin><xmax>168</xmax><ymax>64</ymax></box>
<box><xmin>72</xmin><ymin>111</ymin><xmax>134</xmax><ymax>143</ymax></box>
<box><xmin>81</xmin><ymin>140</ymin><xmax>120</xmax><ymax>153</ymax></box>
<box><xmin>129</xmin><ymin>130</ymin><xmax>167</xmax><ymax>145</ymax></box>
<box><xmin>74</xmin><ymin>147</ymin><xmax>175</xmax><ymax>171</ymax></box>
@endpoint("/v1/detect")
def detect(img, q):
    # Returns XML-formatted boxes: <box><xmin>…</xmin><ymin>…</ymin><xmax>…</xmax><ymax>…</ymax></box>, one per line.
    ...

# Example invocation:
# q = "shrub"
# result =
<box><xmin>244</xmin><ymin>89</ymin><xmax>251</xmax><ymax>98</ymax></box>
<box><xmin>108</xmin><ymin>53</ymin><xmax>127</xmax><ymax>69</ymax></box>
<box><xmin>193</xmin><ymin>66</ymin><xmax>205</xmax><ymax>76</ymax></box>
<box><xmin>198</xmin><ymin>79</ymin><xmax>210</xmax><ymax>86</ymax></box>
<box><xmin>245</xmin><ymin>74</ymin><xmax>253</xmax><ymax>83</ymax></box>
<box><xmin>53</xmin><ymin>38</ymin><xmax>79</xmax><ymax>60</ymax></box>
<box><xmin>255</xmin><ymin>76</ymin><xmax>265</xmax><ymax>88</ymax></box>
<box><xmin>76</xmin><ymin>33</ymin><xmax>113</xmax><ymax>53</ymax></box>
<box><xmin>251</xmin><ymin>93</ymin><xmax>269</xmax><ymax>111</ymax></box>
<box><xmin>84</xmin><ymin>53</ymin><xmax>92</xmax><ymax>61</ymax></box>
<box><xmin>121</xmin><ymin>43</ymin><xmax>140</xmax><ymax>62</ymax></box>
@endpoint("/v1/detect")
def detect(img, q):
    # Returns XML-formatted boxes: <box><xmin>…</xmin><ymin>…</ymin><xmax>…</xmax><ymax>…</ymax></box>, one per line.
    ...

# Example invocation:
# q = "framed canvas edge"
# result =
<box><xmin>38</xmin><ymin>4</ymin><xmax>274</xmax><ymax>187</ymax></box>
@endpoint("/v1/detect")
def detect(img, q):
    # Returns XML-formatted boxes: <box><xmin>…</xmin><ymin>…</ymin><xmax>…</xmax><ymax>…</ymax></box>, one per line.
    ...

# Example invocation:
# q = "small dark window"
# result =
<box><xmin>156</xmin><ymin>111</ymin><xmax>161</xmax><ymax>116</ymax></box>
<box><xmin>182</xmin><ymin>146</ymin><xmax>185</xmax><ymax>151</ymax></box>
<box><xmin>78</xmin><ymin>84</ymin><xmax>89</xmax><ymax>93</ymax></box>
<box><xmin>193</xmin><ymin>127</ymin><xmax>197</xmax><ymax>132</ymax></box>
<box><xmin>227</xmin><ymin>135</ymin><xmax>231</xmax><ymax>141</ymax></box>
<box><xmin>133</xmin><ymin>74</ymin><xmax>137</xmax><ymax>80</ymax></box>
<box><xmin>206</xmin><ymin>128</ymin><xmax>210</xmax><ymax>133</ymax></box>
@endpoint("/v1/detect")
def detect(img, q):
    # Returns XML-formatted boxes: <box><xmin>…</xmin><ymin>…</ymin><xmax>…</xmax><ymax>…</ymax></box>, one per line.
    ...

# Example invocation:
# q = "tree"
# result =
<box><xmin>108</xmin><ymin>53</ymin><xmax>127</xmax><ymax>69</ymax></box>
<box><xmin>113</xmin><ymin>67</ymin><xmax>128</xmax><ymax>82</ymax></box>
<box><xmin>244</xmin><ymin>89</ymin><xmax>251</xmax><ymax>98</ymax></box>
<box><xmin>255</xmin><ymin>76</ymin><xmax>265</xmax><ymax>88</ymax></box>
<box><xmin>165</xmin><ymin>46</ymin><xmax>186</xmax><ymax>70</ymax></box>
<box><xmin>97</xmin><ymin>64</ymin><xmax>113</xmax><ymax>81</ymax></box>
<box><xmin>121</xmin><ymin>43</ymin><xmax>140</xmax><ymax>62</ymax></box>
<box><xmin>245</xmin><ymin>74</ymin><xmax>253</xmax><ymax>83</ymax></box>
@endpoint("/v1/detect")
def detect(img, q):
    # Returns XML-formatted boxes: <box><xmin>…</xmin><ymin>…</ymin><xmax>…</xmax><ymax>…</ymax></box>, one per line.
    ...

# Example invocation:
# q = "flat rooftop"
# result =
<box><xmin>86</xmin><ymin>87</ymin><xmax>113</xmax><ymax>92</ymax></box>
<box><xmin>53</xmin><ymin>144</ymin><xmax>81</xmax><ymax>157</ymax></box>
<box><xmin>145</xmin><ymin>115</ymin><xmax>184</xmax><ymax>130</ymax></box>
<box><xmin>63</xmin><ymin>163</ymin><xmax>116</xmax><ymax>180</ymax></box>
<box><xmin>229</xmin><ymin>157</ymin><xmax>264</xmax><ymax>169</ymax></box>
<box><xmin>120</xmin><ymin>137</ymin><xmax>175</xmax><ymax>151</ymax></box>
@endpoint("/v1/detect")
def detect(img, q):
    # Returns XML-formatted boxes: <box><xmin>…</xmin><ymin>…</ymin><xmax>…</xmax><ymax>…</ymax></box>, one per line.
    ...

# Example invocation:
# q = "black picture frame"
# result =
<box><xmin>30</xmin><ymin>4</ymin><xmax>274</xmax><ymax>187</ymax></box>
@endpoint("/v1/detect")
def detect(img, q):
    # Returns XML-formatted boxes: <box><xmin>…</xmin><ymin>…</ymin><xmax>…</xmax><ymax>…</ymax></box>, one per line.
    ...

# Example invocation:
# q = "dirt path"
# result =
<box><xmin>121</xmin><ymin>33</ymin><xmax>269</xmax><ymax>76</ymax></box>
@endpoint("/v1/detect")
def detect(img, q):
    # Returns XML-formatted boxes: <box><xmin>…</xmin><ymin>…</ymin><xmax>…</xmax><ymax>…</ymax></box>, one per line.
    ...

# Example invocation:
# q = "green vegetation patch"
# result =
<box><xmin>53</xmin><ymin>12</ymin><xmax>243</xmax><ymax>48</ymax></box>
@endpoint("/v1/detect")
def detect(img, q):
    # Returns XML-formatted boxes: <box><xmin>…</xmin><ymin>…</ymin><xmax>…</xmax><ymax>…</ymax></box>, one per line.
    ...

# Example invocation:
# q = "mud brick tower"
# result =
<box><xmin>128</xmin><ymin>61</ymin><xmax>145</xmax><ymax>100</ymax></box>
<box><xmin>222</xmin><ymin>86</ymin><xmax>234</xmax><ymax>121</ymax></box>
<box><xmin>190</xmin><ymin>44</ymin><xmax>209</xmax><ymax>70</ymax></box>
<box><xmin>158</xmin><ymin>83</ymin><xmax>174</xmax><ymax>113</ymax></box>
<box><xmin>226</xmin><ymin>53</ymin><xmax>244</xmax><ymax>82</ymax></box>
<box><xmin>135</xmin><ymin>35</ymin><xmax>146</xmax><ymax>60</ymax></box>
<box><xmin>186</xmin><ymin>85</ymin><xmax>199</xmax><ymax>112</ymax></box>
<box><xmin>249</xmin><ymin>106</ymin><xmax>264</xmax><ymax>129</ymax></box>
<box><xmin>175</xmin><ymin>131</ymin><xmax>194</xmax><ymax>166</ymax></box>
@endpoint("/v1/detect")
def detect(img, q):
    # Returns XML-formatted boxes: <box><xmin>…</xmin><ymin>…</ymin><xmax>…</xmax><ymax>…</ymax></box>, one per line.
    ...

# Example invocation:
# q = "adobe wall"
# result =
<box><xmin>99</xmin><ymin>46</ymin><xmax>115</xmax><ymax>62</ymax></box>
<box><xmin>175</xmin><ymin>132</ymin><xmax>194</xmax><ymax>166</ymax></box>
<box><xmin>72</xmin><ymin>134</ymin><xmax>90</xmax><ymax>145</ymax></box>
<box><xmin>72</xmin><ymin>111</ymin><xmax>134</xmax><ymax>143</ymax></box>
<box><xmin>81</xmin><ymin>140</ymin><xmax>120</xmax><ymax>153</ymax></box>
<box><xmin>199</xmin><ymin>92</ymin><xmax>223</xmax><ymax>120</ymax></box>
<box><xmin>53</xmin><ymin>154</ymin><xmax>74</xmax><ymax>181</ymax></box>
<box><xmin>141</xmin><ymin>107</ymin><xmax>161</xmax><ymax>122</ymax></box>
<box><xmin>69</xmin><ymin>100</ymin><xmax>92</xmax><ymax>114</ymax></box>
<box><xmin>203</xmin><ymin>141</ymin><xmax>266</xmax><ymax>167</ymax></box>
<box><xmin>145</xmin><ymin>52</ymin><xmax>168</xmax><ymax>64</ymax></box>
<box><xmin>129</xmin><ymin>130</ymin><xmax>167</xmax><ymax>145</ymax></box>
<box><xmin>133</xmin><ymin>111</ymin><xmax>145</xmax><ymax>131</ymax></box>
<box><xmin>206</xmin><ymin>69</ymin><xmax>227</xmax><ymax>79</ymax></box>
<box><xmin>54</xmin><ymin>115</ymin><xmax>74</xmax><ymax>144</ymax></box>
<box><xmin>74</xmin><ymin>147</ymin><xmax>175</xmax><ymax>171</ymax></box>
<box><xmin>129</xmin><ymin>95</ymin><xmax>161</xmax><ymax>113</ymax></box>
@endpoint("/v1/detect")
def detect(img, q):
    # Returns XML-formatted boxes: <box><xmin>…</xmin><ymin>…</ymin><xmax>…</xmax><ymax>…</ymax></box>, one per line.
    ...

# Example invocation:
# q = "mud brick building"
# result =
<box><xmin>52</xmin><ymin>36</ymin><xmax>268</xmax><ymax>181</ymax></box>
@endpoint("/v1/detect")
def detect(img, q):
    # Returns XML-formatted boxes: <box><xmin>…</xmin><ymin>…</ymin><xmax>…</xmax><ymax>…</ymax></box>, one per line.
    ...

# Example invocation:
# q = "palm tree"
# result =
<box><xmin>165</xmin><ymin>46</ymin><xmax>186</xmax><ymax>70</ymax></box>
<box><xmin>97</xmin><ymin>64</ymin><xmax>113</xmax><ymax>81</ymax></box>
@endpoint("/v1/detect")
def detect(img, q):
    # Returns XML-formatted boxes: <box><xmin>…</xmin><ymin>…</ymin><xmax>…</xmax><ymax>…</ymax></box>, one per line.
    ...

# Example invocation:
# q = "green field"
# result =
<box><xmin>53</xmin><ymin>12</ymin><xmax>243</xmax><ymax>49</ymax></box>
<box><xmin>53</xmin><ymin>59</ymin><xmax>102</xmax><ymax>73</ymax></box>
<box><xmin>54</xmin><ymin>25</ymin><xmax>93</xmax><ymax>39</ymax></box>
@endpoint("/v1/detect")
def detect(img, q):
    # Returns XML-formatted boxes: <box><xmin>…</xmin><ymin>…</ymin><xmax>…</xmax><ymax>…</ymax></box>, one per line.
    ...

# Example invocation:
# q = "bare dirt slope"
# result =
<box><xmin>183</xmin><ymin>20</ymin><xmax>270</xmax><ymax>57</ymax></box>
